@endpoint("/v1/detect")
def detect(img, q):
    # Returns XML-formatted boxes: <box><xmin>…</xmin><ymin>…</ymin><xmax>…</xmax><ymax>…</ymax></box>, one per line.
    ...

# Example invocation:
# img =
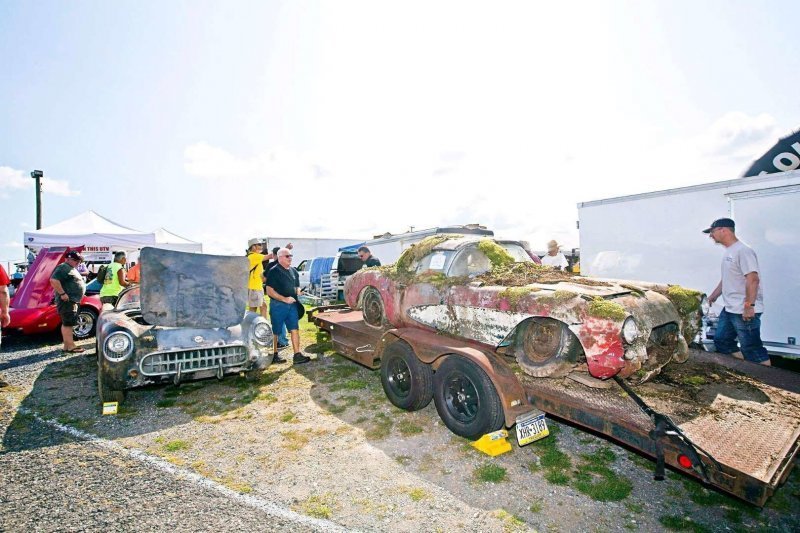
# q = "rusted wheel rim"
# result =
<box><xmin>363</xmin><ymin>291</ymin><xmax>383</xmax><ymax>326</ymax></box>
<box><xmin>522</xmin><ymin>321</ymin><xmax>561</xmax><ymax>363</ymax></box>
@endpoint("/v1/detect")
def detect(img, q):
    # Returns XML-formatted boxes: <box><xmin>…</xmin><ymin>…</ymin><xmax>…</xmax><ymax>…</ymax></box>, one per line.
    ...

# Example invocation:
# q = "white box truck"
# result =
<box><xmin>578</xmin><ymin>169</ymin><xmax>800</xmax><ymax>358</ymax></box>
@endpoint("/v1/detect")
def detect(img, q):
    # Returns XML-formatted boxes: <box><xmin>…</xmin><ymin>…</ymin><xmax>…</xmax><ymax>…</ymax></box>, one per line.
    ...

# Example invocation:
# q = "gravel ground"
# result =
<box><xmin>1</xmin><ymin>330</ymin><xmax>798</xmax><ymax>532</ymax></box>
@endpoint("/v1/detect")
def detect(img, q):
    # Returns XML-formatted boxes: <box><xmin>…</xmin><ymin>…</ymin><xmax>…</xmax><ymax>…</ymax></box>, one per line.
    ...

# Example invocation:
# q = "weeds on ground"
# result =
<box><xmin>658</xmin><ymin>515</ymin><xmax>710</xmax><ymax>532</ymax></box>
<box><xmin>296</xmin><ymin>493</ymin><xmax>337</xmax><ymax>519</ymax></box>
<box><xmin>475</xmin><ymin>463</ymin><xmax>507</xmax><ymax>483</ymax></box>
<box><xmin>395</xmin><ymin>455</ymin><xmax>412</xmax><ymax>466</ymax></box>
<box><xmin>163</xmin><ymin>439</ymin><xmax>191</xmax><ymax>452</ymax></box>
<box><xmin>398</xmin><ymin>418</ymin><xmax>423</xmax><ymax>435</ymax></box>
<box><xmin>405</xmin><ymin>487</ymin><xmax>428</xmax><ymax>501</ymax></box>
<box><xmin>492</xmin><ymin>509</ymin><xmax>526</xmax><ymax>532</ymax></box>
<box><xmin>529</xmin><ymin>498</ymin><xmax>544</xmax><ymax>514</ymax></box>
<box><xmin>280</xmin><ymin>411</ymin><xmax>296</xmax><ymax>423</ymax></box>
<box><xmin>364</xmin><ymin>412</ymin><xmax>393</xmax><ymax>440</ymax></box>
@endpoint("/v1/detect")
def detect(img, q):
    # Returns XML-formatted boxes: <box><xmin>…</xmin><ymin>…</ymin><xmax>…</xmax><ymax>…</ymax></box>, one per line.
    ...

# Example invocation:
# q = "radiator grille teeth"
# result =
<box><xmin>140</xmin><ymin>346</ymin><xmax>247</xmax><ymax>376</ymax></box>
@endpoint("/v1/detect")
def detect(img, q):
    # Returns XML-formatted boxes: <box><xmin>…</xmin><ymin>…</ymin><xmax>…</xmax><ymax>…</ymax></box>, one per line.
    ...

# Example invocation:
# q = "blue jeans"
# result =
<box><xmin>714</xmin><ymin>309</ymin><xmax>770</xmax><ymax>364</ymax></box>
<box><xmin>278</xmin><ymin>323</ymin><xmax>288</xmax><ymax>345</ymax></box>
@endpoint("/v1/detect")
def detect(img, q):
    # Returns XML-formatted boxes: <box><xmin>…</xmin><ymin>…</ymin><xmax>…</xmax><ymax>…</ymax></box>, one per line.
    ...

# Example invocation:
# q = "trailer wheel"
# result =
<box><xmin>516</xmin><ymin>318</ymin><xmax>579</xmax><ymax>378</ymax></box>
<box><xmin>362</xmin><ymin>287</ymin><xmax>386</xmax><ymax>328</ymax></box>
<box><xmin>433</xmin><ymin>356</ymin><xmax>504</xmax><ymax>440</ymax></box>
<box><xmin>380</xmin><ymin>340</ymin><xmax>433</xmax><ymax>411</ymax></box>
<box><xmin>97</xmin><ymin>365</ymin><xmax>125</xmax><ymax>404</ymax></box>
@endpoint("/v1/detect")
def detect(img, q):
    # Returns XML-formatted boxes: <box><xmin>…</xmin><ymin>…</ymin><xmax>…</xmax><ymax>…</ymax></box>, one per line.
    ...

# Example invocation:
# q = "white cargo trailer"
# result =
<box><xmin>356</xmin><ymin>225</ymin><xmax>494</xmax><ymax>265</ymax></box>
<box><xmin>262</xmin><ymin>237</ymin><xmax>360</xmax><ymax>264</ymax></box>
<box><xmin>578</xmin><ymin>169</ymin><xmax>800</xmax><ymax>357</ymax></box>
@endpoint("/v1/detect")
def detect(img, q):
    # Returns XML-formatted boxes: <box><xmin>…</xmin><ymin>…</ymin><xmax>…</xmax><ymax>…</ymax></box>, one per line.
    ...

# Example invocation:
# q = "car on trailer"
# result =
<box><xmin>95</xmin><ymin>247</ymin><xmax>273</xmax><ymax>403</ymax></box>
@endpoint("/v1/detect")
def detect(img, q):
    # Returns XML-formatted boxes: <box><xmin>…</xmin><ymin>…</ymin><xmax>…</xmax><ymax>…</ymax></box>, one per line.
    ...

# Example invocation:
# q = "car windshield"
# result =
<box><xmin>116</xmin><ymin>286</ymin><xmax>141</xmax><ymax>311</ymax></box>
<box><xmin>447</xmin><ymin>243</ymin><xmax>532</xmax><ymax>278</ymax></box>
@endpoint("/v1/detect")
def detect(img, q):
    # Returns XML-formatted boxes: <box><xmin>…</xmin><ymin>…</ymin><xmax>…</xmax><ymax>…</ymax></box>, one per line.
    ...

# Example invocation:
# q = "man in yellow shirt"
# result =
<box><xmin>246</xmin><ymin>238</ymin><xmax>269</xmax><ymax>317</ymax></box>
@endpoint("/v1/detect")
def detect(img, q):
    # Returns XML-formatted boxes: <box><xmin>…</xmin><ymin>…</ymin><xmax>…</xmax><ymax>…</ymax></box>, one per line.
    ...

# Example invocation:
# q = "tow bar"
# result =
<box><xmin>613</xmin><ymin>376</ymin><xmax>722</xmax><ymax>483</ymax></box>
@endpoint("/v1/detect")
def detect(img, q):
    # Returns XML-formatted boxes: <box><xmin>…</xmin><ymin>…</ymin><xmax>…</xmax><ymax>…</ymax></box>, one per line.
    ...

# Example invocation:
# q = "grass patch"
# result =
<box><xmin>281</xmin><ymin>430</ymin><xmax>310</xmax><ymax>451</ymax></box>
<box><xmin>544</xmin><ymin>469</ymin><xmax>570</xmax><ymax>485</ymax></box>
<box><xmin>328</xmin><ymin>404</ymin><xmax>347</xmax><ymax>414</ymax></box>
<box><xmin>398</xmin><ymin>419</ymin><xmax>423</xmax><ymax>435</ymax></box>
<box><xmin>395</xmin><ymin>455</ymin><xmax>412</xmax><ymax>466</ymax></box>
<box><xmin>329</xmin><ymin>379</ymin><xmax>370</xmax><ymax>392</ymax></box>
<box><xmin>474</xmin><ymin>463</ymin><xmax>507</xmax><ymax>483</ymax></box>
<box><xmin>280</xmin><ymin>411</ymin><xmax>295</xmax><ymax>423</ymax></box>
<box><xmin>364</xmin><ymin>412</ymin><xmax>393</xmax><ymax>440</ymax></box>
<box><xmin>682</xmin><ymin>375</ymin><xmax>706</xmax><ymax>386</ymax></box>
<box><xmin>163</xmin><ymin>439</ymin><xmax>191</xmax><ymax>452</ymax></box>
<box><xmin>625</xmin><ymin>501</ymin><xmax>644</xmax><ymax>514</ymax></box>
<box><xmin>658</xmin><ymin>515</ymin><xmax>710</xmax><ymax>532</ymax></box>
<box><xmin>572</xmin><ymin>463</ymin><xmax>632</xmax><ymax>502</ymax></box>
<box><xmin>529</xmin><ymin>498</ymin><xmax>544</xmax><ymax>514</ymax></box>
<box><xmin>540</xmin><ymin>448</ymin><xmax>572</xmax><ymax>470</ymax></box>
<box><xmin>156</xmin><ymin>398</ymin><xmax>177</xmax><ymax>408</ymax></box>
<box><xmin>407</xmin><ymin>487</ymin><xmax>428</xmax><ymax>501</ymax></box>
<box><xmin>320</xmin><ymin>365</ymin><xmax>360</xmax><ymax>383</ymax></box>
<box><xmin>492</xmin><ymin>509</ymin><xmax>526</xmax><ymax>532</ymax></box>
<box><xmin>297</xmin><ymin>494</ymin><xmax>336</xmax><ymax>519</ymax></box>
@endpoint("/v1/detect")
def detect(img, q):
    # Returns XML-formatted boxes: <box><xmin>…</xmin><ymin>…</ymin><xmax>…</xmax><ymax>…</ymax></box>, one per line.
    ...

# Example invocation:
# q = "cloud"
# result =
<box><xmin>0</xmin><ymin>166</ymin><xmax>80</xmax><ymax>197</ymax></box>
<box><xmin>696</xmin><ymin>112</ymin><xmax>781</xmax><ymax>158</ymax></box>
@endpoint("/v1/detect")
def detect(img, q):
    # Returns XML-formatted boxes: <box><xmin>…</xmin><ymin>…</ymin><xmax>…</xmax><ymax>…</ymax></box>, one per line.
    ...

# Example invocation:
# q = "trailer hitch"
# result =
<box><xmin>613</xmin><ymin>376</ymin><xmax>722</xmax><ymax>483</ymax></box>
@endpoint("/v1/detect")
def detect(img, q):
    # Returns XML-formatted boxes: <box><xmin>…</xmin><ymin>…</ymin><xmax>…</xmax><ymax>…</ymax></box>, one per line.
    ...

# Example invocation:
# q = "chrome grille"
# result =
<box><xmin>140</xmin><ymin>345</ymin><xmax>248</xmax><ymax>376</ymax></box>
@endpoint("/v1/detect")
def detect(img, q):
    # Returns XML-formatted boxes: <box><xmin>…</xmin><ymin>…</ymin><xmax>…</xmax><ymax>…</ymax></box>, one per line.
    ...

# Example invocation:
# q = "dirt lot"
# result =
<box><xmin>1</xmin><ymin>315</ymin><xmax>798</xmax><ymax>532</ymax></box>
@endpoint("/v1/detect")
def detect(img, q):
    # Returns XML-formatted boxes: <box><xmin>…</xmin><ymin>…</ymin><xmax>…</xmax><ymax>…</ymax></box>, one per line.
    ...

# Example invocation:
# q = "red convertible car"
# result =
<box><xmin>344</xmin><ymin>236</ymin><xmax>704</xmax><ymax>383</ymax></box>
<box><xmin>3</xmin><ymin>247</ymin><xmax>102</xmax><ymax>341</ymax></box>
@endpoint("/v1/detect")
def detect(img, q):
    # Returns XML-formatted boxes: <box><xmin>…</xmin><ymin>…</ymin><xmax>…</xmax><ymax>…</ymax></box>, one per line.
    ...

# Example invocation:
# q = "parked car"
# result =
<box><xmin>95</xmin><ymin>247</ymin><xmax>274</xmax><ymax>403</ymax></box>
<box><xmin>344</xmin><ymin>236</ymin><xmax>704</xmax><ymax>383</ymax></box>
<box><xmin>4</xmin><ymin>247</ymin><xmax>102</xmax><ymax>341</ymax></box>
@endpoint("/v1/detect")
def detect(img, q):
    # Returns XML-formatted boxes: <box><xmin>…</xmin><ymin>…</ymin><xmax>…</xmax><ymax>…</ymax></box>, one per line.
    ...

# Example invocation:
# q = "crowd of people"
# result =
<box><xmin>0</xmin><ymin>222</ymin><xmax>771</xmax><ymax>370</ymax></box>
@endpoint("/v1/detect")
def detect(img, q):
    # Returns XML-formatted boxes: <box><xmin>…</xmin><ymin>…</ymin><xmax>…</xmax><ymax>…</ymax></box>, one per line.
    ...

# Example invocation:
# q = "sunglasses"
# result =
<box><xmin>281</xmin><ymin>254</ymin><xmax>293</xmax><ymax>258</ymax></box>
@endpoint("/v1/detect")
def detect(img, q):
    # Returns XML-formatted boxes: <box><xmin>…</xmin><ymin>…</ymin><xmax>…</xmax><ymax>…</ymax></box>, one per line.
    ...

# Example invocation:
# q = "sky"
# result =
<box><xmin>2</xmin><ymin>0</ymin><xmax>799</xmax><ymax>265</ymax></box>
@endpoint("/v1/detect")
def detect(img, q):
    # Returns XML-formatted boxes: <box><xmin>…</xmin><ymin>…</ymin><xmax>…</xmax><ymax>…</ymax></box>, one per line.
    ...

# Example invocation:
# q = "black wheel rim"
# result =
<box><xmin>443</xmin><ymin>371</ymin><xmax>479</xmax><ymax>423</ymax></box>
<box><xmin>386</xmin><ymin>356</ymin><xmax>411</xmax><ymax>399</ymax></box>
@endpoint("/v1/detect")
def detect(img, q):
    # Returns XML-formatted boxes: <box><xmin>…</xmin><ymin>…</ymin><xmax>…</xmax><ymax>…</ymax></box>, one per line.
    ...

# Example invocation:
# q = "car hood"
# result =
<box><xmin>524</xmin><ymin>280</ymin><xmax>635</xmax><ymax>298</ymax></box>
<box><xmin>139</xmin><ymin>247</ymin><xmax>248</xmax><ymax>328</ymax></box>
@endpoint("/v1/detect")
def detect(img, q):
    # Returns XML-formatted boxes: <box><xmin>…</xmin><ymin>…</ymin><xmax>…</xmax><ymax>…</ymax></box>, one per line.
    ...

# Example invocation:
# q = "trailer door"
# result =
<box><xmin>729</xmin><ymin>185</ymin><xmax>800</xmax><ymax>347</ymax></box>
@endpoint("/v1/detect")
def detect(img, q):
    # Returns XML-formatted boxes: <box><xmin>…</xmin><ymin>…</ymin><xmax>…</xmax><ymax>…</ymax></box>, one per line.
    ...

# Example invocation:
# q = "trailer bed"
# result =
<box><xmin>311</xmin><ymin>308</ymin><xmax>799</xmax><ymax>506</ymax></box>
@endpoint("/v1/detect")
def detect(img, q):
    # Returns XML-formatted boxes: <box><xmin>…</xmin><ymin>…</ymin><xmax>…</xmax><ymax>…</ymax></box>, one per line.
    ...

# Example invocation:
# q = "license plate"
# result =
<box><xmin>515</xmin><ymin>411</ymin><xmax>549</xmax><ymax>446</ymax></box>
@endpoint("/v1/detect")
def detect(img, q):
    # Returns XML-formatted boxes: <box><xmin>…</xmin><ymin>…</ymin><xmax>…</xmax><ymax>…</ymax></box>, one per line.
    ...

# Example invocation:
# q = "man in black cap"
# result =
<box><xmin>703</xmin><ymin>218</ymin><xmax>770</xmax><ymax>366</ymax></box>
<box><xmin>50</xmin><ymin>250</ymin><xmax>88</xmax><ymax>353</ymax></box>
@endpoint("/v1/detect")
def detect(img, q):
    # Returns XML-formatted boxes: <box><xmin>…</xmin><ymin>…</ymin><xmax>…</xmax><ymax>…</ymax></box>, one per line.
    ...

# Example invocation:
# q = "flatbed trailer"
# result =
<box><xmin>310</xmin><ymin>307</ymin><xmax>800</xmax><ymax>506</ymax></box>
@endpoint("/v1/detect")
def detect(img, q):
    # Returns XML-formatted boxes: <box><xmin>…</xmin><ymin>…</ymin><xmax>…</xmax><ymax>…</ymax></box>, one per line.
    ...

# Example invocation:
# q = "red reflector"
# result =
<box><xmin>678</xmin><ymin>454</ymin><xmax>693</xmax><ymax>469</ymax></box>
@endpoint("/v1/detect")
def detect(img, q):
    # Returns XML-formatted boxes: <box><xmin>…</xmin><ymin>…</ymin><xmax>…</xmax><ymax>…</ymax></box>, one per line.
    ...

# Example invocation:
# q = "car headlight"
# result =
<box><xmin>622</xmin><ymin>316</ymin><xmax>640</xmax><ymax>344</ymax></box>
<box><xmin>700</xmin><ymin>295</ymin><xmax>710</xmax><ymax>316</ymax></box>
<box><xmin>252</xmin><ymin>321</ymin><xmax>272</xmax><ymax>346</ymax></box>
<box><xmin>104</xmin><ymin>331</ymin><xmax>134</xmax><ymax>362</ymax></box>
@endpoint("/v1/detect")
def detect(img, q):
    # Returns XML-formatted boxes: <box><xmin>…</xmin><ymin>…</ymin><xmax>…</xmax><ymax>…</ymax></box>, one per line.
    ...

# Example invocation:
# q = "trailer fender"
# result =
<box><xmin>382</xmin><ymin>328</ymin><xmax>533</xmax><ymax>428</ymax></box>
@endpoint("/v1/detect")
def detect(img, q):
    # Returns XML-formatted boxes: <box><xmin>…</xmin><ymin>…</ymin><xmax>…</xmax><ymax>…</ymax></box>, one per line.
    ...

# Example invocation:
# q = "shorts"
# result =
<box><xmin>248</xmin><ymin>289</ymin><xmax>264</xmax><ymax>309</ymax></box>
<box><xmin>269</xmin><ymin>300</ymin><xmax>299</xmax><ymax>334</ymax></box>
<box><xmin>57</xmin><ymin>299</ymin><xmax>79</xmax><ymax>327</ymax></box>
<box><xmin>100</xmin><ymin>295</ymin><xmax>117</xmax><ymax>306</ymax></box>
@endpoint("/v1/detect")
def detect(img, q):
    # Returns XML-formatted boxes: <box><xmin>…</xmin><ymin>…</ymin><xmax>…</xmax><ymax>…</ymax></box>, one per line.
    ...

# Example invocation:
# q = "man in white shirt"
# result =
<box><xmin>540</xmin><ymin>240</ymin><xmax>569</xmax><ymax>270</ymax></box>
<box><xmin>704</xmin><ymin>218</ymin><xmax>770</xmax><ymax>366</ymax></box>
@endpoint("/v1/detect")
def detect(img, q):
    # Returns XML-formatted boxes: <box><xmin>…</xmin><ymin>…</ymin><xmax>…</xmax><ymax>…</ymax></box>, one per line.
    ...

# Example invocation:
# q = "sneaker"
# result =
<box><xmin>292</xmin><ymin>352</ymin><xmax>311</xmax><ymax>365</ymax></box>
<box><xmin>272</xmin><ymin>353</ymin><xmax>287</xmax><ymax>364</ymax></box>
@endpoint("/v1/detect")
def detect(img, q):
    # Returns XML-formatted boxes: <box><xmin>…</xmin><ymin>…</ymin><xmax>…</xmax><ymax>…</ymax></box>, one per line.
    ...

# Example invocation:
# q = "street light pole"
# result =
<box><xmin>30</xmin><ymin>170</ymin><xmax>43</xmax><ymax>229</ymax></box>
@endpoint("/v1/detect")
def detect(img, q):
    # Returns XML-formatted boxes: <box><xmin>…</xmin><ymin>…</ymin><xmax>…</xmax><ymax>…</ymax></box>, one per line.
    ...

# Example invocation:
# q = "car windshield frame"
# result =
<box><xmin>445</xmin><ymin>242</ymin><xmax>532</xmax><ymax>278</ymax></box>
<box><xmin>115</xmin><ymin>286</ymin><xmax>141</xmax><ymax>311</ymax></box>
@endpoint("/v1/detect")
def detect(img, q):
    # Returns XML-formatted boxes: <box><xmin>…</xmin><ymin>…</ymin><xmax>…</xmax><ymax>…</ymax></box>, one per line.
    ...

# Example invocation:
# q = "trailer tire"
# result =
<box><xmin>361</xmin><ymin>287</ymin><xmax>386</xmax><ymax>329</ymax></box>
<box><xmin>380</xmin><ymin>340</ymin><xmax>433</xmax><ymax>411</ymax></box>
<box><xmin>433</xmin><ymin>356</ymin><xmax>504</xmax><ymax>440</ymax></box>
<box><xmin>515</xmin><ymin>318</ymin><xmax>579</xmax><ymax>378</ymax></box>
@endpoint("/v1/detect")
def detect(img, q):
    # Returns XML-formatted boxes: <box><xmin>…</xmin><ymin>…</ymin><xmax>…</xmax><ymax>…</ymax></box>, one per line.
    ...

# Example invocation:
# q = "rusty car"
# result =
<box><xmin>95</xmin><ymin>247</ymin><xmax>273</xmax><ymax>403</ymax></box>
<box><xmin>344</xmin><ymin>235</ymin><xmax>704</xmax><ymax>388</ymax></box>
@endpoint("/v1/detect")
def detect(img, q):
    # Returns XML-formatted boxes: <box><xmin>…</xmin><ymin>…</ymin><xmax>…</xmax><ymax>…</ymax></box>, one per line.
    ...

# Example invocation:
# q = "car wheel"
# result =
<box><xmin>97</xmin><ymin>365</ymin><xmax>125</xmax><ymax>404</ymax></box>
<box><xmin>432</xmin><ymin>356</ymin><xmax>504</xmax><ymax>440</ymax></box>
<box><xmin>515</xmin><ymin>318</ymin><xmax>580</xmax><ymax>378</ymax></box>
<box><xmin>380</xmin><ymin>340</ymin><xmax>433</xmax><ymax>411</ymax></box>
<box><xmin>73</xmin><ymin>307</ymin><xmax>98</xmax><ymax>340</ymax></box>
<box><xmin>362</xmin><ymin>287</ymin><xmax>386</xmax><ymax>328</ymax></box>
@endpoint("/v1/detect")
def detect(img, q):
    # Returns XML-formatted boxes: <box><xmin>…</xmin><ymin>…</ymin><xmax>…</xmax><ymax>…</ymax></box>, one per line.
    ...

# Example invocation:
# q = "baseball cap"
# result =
<box><xmin>247</xmin><ymin>237</ymin><xmax>264</xmax><ymax>248</ymax></box>
<box><xmin>702</xmin><ymin>218</ymin><xmax>735</xmax><ymax>234</ymax></box>
<box><xmin>65</xmin><ymin>251</ymin><xmax>84</xmax><ymax>262</ymax></box>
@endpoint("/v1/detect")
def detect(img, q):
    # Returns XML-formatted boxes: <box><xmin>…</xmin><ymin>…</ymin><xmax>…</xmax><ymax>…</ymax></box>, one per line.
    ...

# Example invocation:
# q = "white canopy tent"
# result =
<box><xmin>24</xmin><ymin>211</ymin><xmax>201</xmax><ymax>262</ymax></box>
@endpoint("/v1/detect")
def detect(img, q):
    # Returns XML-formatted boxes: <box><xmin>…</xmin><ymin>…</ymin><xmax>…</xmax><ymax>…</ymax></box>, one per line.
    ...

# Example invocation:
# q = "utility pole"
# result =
<box><xmin>30</xmin><ymin>170</ymin><xmax>43</xmax><ymax>229</ymax></box>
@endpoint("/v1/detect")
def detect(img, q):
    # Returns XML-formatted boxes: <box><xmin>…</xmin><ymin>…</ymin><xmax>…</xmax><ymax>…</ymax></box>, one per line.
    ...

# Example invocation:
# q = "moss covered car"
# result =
<box><xmin>95</xmin><ymin>247</ymin><xmax>273</xmax><ymax>403</ymax></box>
<box><xmin>344</xmin><ymin>236</ymin><xmax>705</xmax><ymax>383</ymax></box>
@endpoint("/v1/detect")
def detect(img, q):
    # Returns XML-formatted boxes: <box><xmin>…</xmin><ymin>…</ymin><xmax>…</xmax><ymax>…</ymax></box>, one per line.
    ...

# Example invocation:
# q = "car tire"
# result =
<box><xmin>73</xmin><ymin>307</ymin><xmax>98</xmax><ymax>340</ymax></box>
<box><xmin>432</xmin><ymin>356</ymin><xmax>504</xmax><ymax>440</ymax></box>
<box><xmin>97</xmin><ymin>365</ymin><xmax>125</xmax><ymax>404</ymax></box>
<box><xmin>380</xmin><ymin>340</ymin><xmax>433</xmax><ymax>411</ymax></box>
<box><xmin>361</xmin><ymin>287</ymin><xmax>386</xmax><ymax>329</ymax></box>
<box><xmin>515</xmin><ymin>318</ymin><xmax>580</xmax><ymax>378</ymax></box>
